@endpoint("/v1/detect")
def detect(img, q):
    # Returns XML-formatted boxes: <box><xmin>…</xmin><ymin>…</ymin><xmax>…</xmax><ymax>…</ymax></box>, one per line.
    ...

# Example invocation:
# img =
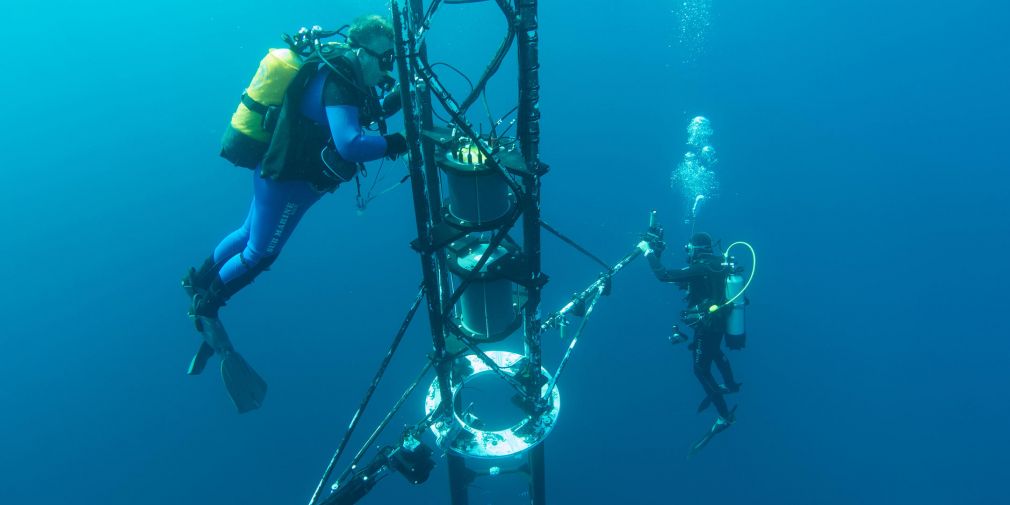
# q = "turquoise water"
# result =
<box><xmin>2</xmin><ymin>1</ymin><xmax>1008</xmax><ymax>503</ymax></box>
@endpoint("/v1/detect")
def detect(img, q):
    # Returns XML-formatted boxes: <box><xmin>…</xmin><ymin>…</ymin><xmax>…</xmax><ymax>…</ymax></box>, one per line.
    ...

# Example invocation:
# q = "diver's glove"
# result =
<box><xmin>640</xmin><ymin>236</ymin><xmax>664</xmax><ymax>256</ymax></box>
<box><xmin>383</xmin><ymin>132</ymin><xmax>409</xmax><ymax>160</ymax></box>
<box><xmin>650</xmin><ymin>239</ymin><xmax>666</xmax><ymax>255</ymax></box>
<box><xmin>669</xmin><ymin>324</ymin><xmax>688</xmax><ymax>345</ymax></box>
<box><xmin>643</xmin><ymin>224</ymin><xmax>665</xmax><ymax>254</ymax></box>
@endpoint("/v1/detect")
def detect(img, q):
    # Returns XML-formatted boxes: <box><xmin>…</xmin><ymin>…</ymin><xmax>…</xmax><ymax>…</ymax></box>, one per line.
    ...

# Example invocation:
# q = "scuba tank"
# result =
<box><xmin>220</xmin><ymin>48</ymin><xmax>304</xmax><ymax>168</ymax></box>
<box><xmin>724</xmin><ymin>272</ymin><xmax>746</xmax><ymax>349</ymax></box>
<box><xmin>219</xmin><ymin>26</ymin><xmax>364</xmax><ymax>169</ymax></box>
<box><xmin>717</xmin><ymin>241</ymin><xmax>755</xmax><ymax>350</ymax></box>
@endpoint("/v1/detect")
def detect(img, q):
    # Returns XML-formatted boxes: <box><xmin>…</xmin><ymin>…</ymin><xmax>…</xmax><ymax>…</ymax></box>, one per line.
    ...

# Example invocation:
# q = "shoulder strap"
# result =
<box><xmin>240</xmin><ymin>92</ymin><xmax>269</xmax><ymax>115</ymax></box>
<box><xmin>313</xmin><ymin>51</ymin><xmax>387</xmax><ymax>135</ymax></box>
<box><xmin>306</xmin><ymin>44</ymin><xmax>369</xmax><ymax>96</ymax></box>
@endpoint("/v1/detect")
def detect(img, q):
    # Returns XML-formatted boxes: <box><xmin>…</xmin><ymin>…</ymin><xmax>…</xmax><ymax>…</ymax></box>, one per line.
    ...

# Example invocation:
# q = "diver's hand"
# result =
<box><xmin>383</xmin><ymin>132</ymin><xmax>408</xmax><ymax>160</ymax></box>
<box><xmin>669</xmin><ymin>324</ymin><xmax>688</xmax><ymax>344</ymax></box>
<box><xmin>643</xmin><ymin>225</ymin><xmax>665</xmax><ymax>254</ymax></box>
<box><xmin>646</xmin><ymin>237</ymin><xmax>665</xmax><ymax>255</ymax></box>
<box><xmin>646</xmin><ymin>224</ymin><xmax>664</xmax><ymax>241</ymax></box>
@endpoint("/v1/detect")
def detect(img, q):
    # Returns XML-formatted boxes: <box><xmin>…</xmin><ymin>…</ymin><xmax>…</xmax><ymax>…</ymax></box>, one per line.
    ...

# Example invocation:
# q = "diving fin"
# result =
<box><xmin>688</xmin><ymin>406</ymin><xmax>736</xmax><ymax>459</ymax></box>
<box><xmin>187</xmin><ymin>341</ymin><xmax>215</xmax><ymax>375</ymax></box>
<box><xmin>183</xmin><ymin>265</ymin><xmax>215</xmax><ymax>374</ymax></box>
<box><xmin>192</xmin><ymin>315</ymin><xmax>268</xmax><ymax>413</ymax></box>
<box><xmin>221</xmin><ymin>351</ymin><xmax>268</xmax><ymax>414</ymax></box>
<box><xmin>696</xmin><ymin>383</ymin><xmax>742</xmax><ymax>413</ymax></box>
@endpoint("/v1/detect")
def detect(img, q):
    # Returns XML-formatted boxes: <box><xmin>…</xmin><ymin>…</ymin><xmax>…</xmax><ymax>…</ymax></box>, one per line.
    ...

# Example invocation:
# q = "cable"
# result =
<box><xmin>430</xmin><ymin>62</ymin><xmax>474</xmax><ymax>91</ymax></box>
<box><xmin>541</xmin><ymin>283</ymin><xmax>604</xmax><ymax>403</ymax></box>
<box><xmin>710</xmin><ymin>241</ymin><xmax>756</xmax><ymax>312</ymax></box>
<box><xmin>335</xmin><ymin>361</ymin><xmax>434</xmax><ymax>490</ymax></box>
<box><xmin>307</xmin><ymin>287</ymin><xmax>425</xmax><ymax>505</ymax></box>
<box><xmin>429</xmin><ymin>62</ymin><xmax>480</xmax><ymax>126</ymax></box>
<box><xmin>539</xmin><ymin>220</ymin><xmax>611</xmax><ymax>271</ymax></box>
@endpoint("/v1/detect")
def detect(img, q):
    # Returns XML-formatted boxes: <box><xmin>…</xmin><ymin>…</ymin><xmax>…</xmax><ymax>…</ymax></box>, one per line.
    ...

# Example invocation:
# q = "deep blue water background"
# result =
<box><xmin>3</xmin><ymin>1</ymin><xmax>1009</xmax><ymax>503</ymax></box>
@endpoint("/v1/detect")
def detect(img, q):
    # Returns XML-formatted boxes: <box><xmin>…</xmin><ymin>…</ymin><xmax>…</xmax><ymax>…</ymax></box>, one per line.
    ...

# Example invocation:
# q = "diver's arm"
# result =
<box><xmin>648</xmin><ymin>253</ymin><xmax>702</xmax><ymax>283</ymax></box>
<box><xmin>325</xmin><ymin>106</ymin><xmax>405</xmax><ymax>161</ymax></box>
<box><xmin>324</xmin><ymin>78</ymin><xmax>406</xmax><ymax>162</ymax></box>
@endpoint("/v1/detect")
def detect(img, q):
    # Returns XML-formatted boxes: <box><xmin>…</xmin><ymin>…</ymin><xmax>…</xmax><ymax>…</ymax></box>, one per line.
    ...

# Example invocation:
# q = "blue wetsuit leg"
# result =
<box><xmin>213</xmin><ymin>201</ymin><xmax>254</xmax><ymax>265</ymax></box>
<box><xmin>215</xmin><ymin>170</ymin><xmax>324</xmax><ymax>287</ymax></box>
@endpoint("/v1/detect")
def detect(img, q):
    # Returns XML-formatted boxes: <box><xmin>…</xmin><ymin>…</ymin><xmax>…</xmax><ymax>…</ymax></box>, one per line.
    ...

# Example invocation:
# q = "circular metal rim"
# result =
<box><xmin>424</xmin><ymin>351</ymin><xmax>561</xmax><ymax>458</ymax></box>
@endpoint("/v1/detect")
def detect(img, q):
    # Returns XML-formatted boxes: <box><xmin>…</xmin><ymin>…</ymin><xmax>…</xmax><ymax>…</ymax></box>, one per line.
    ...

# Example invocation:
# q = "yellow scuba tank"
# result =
<box><xmin>220</xmin><ymin>48</ymin><xmax>304</xmax><ymax>168</ymax></box>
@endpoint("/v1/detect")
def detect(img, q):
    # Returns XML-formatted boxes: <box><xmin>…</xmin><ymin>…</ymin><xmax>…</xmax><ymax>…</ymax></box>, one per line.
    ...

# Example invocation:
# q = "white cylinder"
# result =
<box><xmin>725</xmin><ymin>273</ymin><xmax>746</xmax><ymax>349</ymax></box>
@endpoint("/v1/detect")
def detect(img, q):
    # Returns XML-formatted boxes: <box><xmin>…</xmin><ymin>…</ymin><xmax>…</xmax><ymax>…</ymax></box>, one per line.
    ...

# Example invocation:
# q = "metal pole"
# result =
<box><xmin>529</xmin><ymin>444</ymin><xmax>546</xmax><ymax>505</ymax></box>
<box><xmin>407</xmin><ymin>0</ymin><xmax>449</xmax><ymax>289</ymax></box>
<box><xmin>516</xmin><ymin>0</ymin><xmax>543</xmax><ymax>390</ymax></box>
<box><xmin>399</xmin><ymin>2</ymin><xmax>468</xmax><ymax>504</ymax></box>
<box><xmin>516</xmin><ymin>1</ymin><xmax>546</xmax><ymax>504</ymax></box>
<box><xmin>392</xmin><ymin>0</ymin><xmax>454</xmax><ymax>409</ymax></box>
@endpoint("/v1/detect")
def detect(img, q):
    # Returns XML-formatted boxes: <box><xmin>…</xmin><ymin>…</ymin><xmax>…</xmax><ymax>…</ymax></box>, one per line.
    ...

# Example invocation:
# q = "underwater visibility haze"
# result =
<box><xmin>1</xmin><ymin>0</ymin><xmax>1008</xmax><ymax>504</ymax></box>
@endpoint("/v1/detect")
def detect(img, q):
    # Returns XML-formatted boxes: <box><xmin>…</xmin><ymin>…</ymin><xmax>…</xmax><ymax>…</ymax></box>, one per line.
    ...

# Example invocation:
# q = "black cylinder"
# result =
<box><xmin>437</xmin><ymin>143</ymin><xmax>515</xmax><ymax>229</ymax></box>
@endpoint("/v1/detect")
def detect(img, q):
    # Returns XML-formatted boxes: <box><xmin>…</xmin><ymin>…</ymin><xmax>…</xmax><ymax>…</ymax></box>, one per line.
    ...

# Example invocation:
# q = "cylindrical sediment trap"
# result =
<box><xmin>445</xmin><ymin>237</ymin><xmax>522</xmax><ymax>345</ymax></box>
<box><xmin>437</xmin><ymin>140</ymin><xmax>516</xmax><ymax>231</ymax></box>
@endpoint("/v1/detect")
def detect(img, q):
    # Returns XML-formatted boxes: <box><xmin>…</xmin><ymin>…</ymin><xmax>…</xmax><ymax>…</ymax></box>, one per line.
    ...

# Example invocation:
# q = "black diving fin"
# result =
<box><xmin>221</xmin><ymin>352</ymin><xmax>268</xmax><ymax>414</ymax></box>
<box><xmin>191</xmin><ymin>315</ymin><xmax>268</xmax><ymax>413</ymax></box>
<box><xmin>187</xmin><ymin>341</ymin><xmax>215</xmax><ymax>375</ymax></box>
<box><xmin>688</xmin><ymin>406</ymin><xmax>736</xmax><ymax>459</ymax></box>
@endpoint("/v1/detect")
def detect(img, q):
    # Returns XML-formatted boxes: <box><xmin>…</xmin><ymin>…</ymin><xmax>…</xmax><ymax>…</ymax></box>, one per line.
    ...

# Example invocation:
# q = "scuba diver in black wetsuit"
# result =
<box><xmin>639</xmin><ymin>228</ymin><xmax>746</xmax><ymax>456</ymax></box>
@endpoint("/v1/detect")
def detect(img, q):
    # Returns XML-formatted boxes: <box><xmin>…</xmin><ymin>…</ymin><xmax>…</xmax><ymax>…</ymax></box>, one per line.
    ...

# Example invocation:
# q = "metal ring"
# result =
<box><xmin>424</xmin><ymin>351</ymin><xmax>561</xmax><ymax>458</ymax></box>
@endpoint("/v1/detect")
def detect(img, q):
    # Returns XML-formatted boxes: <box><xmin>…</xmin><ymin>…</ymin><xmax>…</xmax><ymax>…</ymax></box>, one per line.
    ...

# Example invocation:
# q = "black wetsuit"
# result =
<box><xmin>648</xmin><ymin>251</ymin><xmax>738</xmax><ymax>419</ymax></box>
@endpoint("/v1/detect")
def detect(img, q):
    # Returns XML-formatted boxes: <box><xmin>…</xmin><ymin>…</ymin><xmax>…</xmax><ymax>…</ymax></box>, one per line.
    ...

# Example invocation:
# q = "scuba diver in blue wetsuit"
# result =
<box><xmin>639</xmin><ymin>226</ymin><xmax>750</xmax><ymax>456</ymax></box>
<box><xmin>181</xmin><ymin>16</ymin><xmax>408</xmax><ymax>413</ymax></box>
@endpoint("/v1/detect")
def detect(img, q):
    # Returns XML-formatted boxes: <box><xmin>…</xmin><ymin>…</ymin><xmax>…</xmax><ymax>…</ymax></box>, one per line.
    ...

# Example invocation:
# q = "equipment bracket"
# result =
<box><xmin>486</xmin><ymin>253</ymin><xmax>549</xmax><ymax>289</ymax></box>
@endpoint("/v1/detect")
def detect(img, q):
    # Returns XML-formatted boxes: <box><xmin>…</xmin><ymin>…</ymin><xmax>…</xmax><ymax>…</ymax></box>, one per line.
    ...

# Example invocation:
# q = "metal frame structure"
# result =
<box><xmin>303</xmin><ymin>2</ymin><xmax>648</xmax><ymax>504</ymax></box>
<box><xmin>396</xmin><ymin>2</ymin><xmax>548</xmax><ymax>502</ymax></box>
